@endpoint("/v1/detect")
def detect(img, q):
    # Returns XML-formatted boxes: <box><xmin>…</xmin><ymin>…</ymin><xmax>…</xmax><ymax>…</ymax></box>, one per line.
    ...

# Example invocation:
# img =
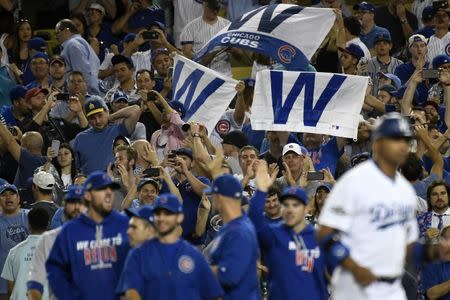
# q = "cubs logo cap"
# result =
<box><xmin>280</xmin><ymin>186</ymin><xmax>309</xmax><ymax>205</ymax></box>
<box><xmin>0</xmin><ymin>184</ymin><xmax>18</xmax><ymax>195</ymax></box>
<box><xmin>65</xmin><ymin>184</ymin><xmax>85</xmax><ymax>202</ymax></box>
<box><xmin>125</xmin><ymin>205</ymin><xmax>154</xmax><ymax>223</ymax></box>
<box><xmin>83</xmin><ymin>171</ymin><xmax>120</xmax><ymax>191</ymax></box>
<box><xmin>153</xmin><ymin>193</ymin><xmax>182</xmax><ymax>214</ymax></box>
<box><xmin>204</xmin><ymin>174</ymin><xmax>243</xmax><ymax>200</ymax></box>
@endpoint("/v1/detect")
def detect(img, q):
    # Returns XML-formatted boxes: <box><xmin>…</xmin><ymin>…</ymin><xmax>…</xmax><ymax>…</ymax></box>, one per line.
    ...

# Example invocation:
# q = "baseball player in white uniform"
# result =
<box><xmin>317</xmin><ymin>113</ymin><xmax>450</xmax><ymax>300</ymax></box>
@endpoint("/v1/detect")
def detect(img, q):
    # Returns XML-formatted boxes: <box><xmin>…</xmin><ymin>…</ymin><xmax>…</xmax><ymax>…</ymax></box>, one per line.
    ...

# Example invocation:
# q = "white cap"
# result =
<box><xmin>282</xmin><ymin>143</ymin><xmax>308</xmax><ymax>157</ymax></box>
<box><xmin>408</xmin><ymin>34</ymin><xmax>427</xmax><ymax>47</ymax></box>
<box><xmin>33</xmin><ymin>171</ymin><xmax>55</xmax><ymax>190</ymax></box>
<box><xmin>89</xmin><ymin>3</ymin><xmax>106</xmax><ymax>15</ymax></box>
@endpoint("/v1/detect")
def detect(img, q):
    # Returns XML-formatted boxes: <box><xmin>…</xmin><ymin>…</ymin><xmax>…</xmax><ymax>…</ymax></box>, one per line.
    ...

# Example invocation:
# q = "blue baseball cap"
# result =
<box><xmin>243</xmin><ymin>78</ymin><xmax>255</xmax><ymax>88</ymax></box>
<box><xmin>85</xmin><ymin>99</ymin><xmax>106</xmax><ymax>117</ymax></box>
<box><xmin>30</xmin><ymin>52</ymin><xmax>49</xmax><ymax>62</ymax></box>
<box><xmin>316</xmin><ymin>183</ymin><xmax>333</xmax><ymax>193</ymax></box>
<box><xmin>204</xmin><ymin>174</ymin><xmax>243</xmax><ymax>199</ymax></box>
<box><xmin>338</xmin><ymin>43</ymin><xmax>364</xmax><ymax>60</ymax></box>
<box><xmin>0</xmin><ymin>178</ymin><xmax>7</xmax><ymax>187</ymax></box>
<box><xmin>65</xmin><ymin>184</ymin><xmax>84</xmax><ymax>202</ymax></box>
<box><xmin>28</xmin><ymin>37</ymin><xmax>47</xmax><ymax>51</ymax></box>
<box><xmin>112</xmin><ymin>90</ymin><xmax>129</xmax><ymax>103</ymax></box>
<box><xmin>353</xmin><ymin>1</ymin><xmax>375</xmax><ymax>13</ymax></box>
<box><xmin>125</xmin><ymin>205</ymin><xmax>154</xmax><ymax>223</ymax></box>
<box><xmin>374</xmin><ymin>30</ymin><xmax>391</xmax><ymax>44</ymax></box>
<box><xmin>153</xmin><ymin>193</ymin><xmax>182</xmax><ymax>214</ymax></box>
<box><xmin>83</xmin><ymin>171</ymin><xmax>120</xmax><ymax>191</ymax></box>
<box><xmin>175</xmin><ymin>147</ymin><xmax>193</xmax><ymax>160</ymax></box>
<box><xmin>433</xmin><ymin>54</ymin><xmax>450</xmax><ymax>69</ymax></box>
<box><xmin>0</xmin><ymin>184</ymin><xmax>18</xmax><ymax>195</ymax></box>
<box><xmin>378</xmin><ymin>72</ymin><xmax>402</xmax><ymax>89</ymax></box>
<box><xmin>378</xmin><ymin>84</ymin><xmax>397</xmax><ymax>95</ymax></box>
<box><xmin>422</xmin><ymin>6</ymin><xmax>434</xmax><ymax>20</ymax></box>
<box><xmin>123</xmin><ymin>33</ymin><xmax>136</xmax><ymax>43</ymax></box>
<box><xmin>9</xmin><ymin>85</ymin><xmax>27</xmax><ymax>101</ymax></box>
<box><xmin>391</xmin><ymin>85</ymin><xmax>420</xmax><ymax>102</ymax></box>
<box><xmin>168</xmin><ymin>101</ymin><xmax>186</xmax><ymax>118</ymax></box>
<box><xmin>148</xmin><ymin>21</ymin><xmax>165</xmax><ymax>30</ymax></box>
<box><xmin>279</xmin><ymin>186</ymin><xmax>308</xmax><ymax>205</ymax></box>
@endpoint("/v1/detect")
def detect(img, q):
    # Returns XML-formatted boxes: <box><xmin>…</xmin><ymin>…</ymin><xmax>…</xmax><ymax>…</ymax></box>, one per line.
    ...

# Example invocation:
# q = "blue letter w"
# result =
<box><xmin>271</xmin><ymin>71</ymin><xmax>346</xmax><ymax>127</ymax></box>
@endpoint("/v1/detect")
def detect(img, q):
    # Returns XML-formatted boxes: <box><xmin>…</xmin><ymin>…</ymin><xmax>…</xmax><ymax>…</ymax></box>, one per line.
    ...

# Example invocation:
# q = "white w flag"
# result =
<box><xmin>251</xmin><ymin>70</ymin><xmax>368</xmax><ymax>139</ymax></box>
<box><xmin>172</xmin><ymin>54</ymin><xmax>238</xmax><ymax>135</ymax></box>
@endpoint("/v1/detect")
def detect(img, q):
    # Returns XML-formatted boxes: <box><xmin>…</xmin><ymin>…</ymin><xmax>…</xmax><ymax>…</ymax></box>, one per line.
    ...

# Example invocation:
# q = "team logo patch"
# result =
<box><xmin>215</xmin><ymin>120</ymin><xmax>231</xmax><ymax>137</ymax></box>
<box><xmin>446</xmin><ymin>43</ymin><xmax>450</xmax><ymax>55</ymax></box>
<box><xmin>277</xmin><ymin>45</ymin><xmax>296</xmax><ymax>64</ymax></box>
<box><xmin>178</xmin><ymin>255</ymin><xmax>195</xmax><ymax>274</ymax></box>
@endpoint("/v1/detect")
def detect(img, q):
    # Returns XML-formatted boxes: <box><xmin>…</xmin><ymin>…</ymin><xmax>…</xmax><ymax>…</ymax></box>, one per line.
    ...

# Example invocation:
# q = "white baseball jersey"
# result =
<box><xmin>319</xmin><ymin>160</ymin><xmax>418</xmax><ymax>300</ymax></box>
<box><xmin>209</xmin><ymin>110</ymin><xmax>243</xmax><ymax>148</ymax></box>
<box><xmin>27</xmin><ymin>228</ymin><xmax>60</xmax><ymax>300</ymax></box>
<box><xmin>172</xmin><ymin>0</ymin><xmax>203</xmax><ymax>47</ymax></box>
<box><xmin>426</xmin><ymin>32</ymin><xmax>450</xmax><ymax>64</ymax></box>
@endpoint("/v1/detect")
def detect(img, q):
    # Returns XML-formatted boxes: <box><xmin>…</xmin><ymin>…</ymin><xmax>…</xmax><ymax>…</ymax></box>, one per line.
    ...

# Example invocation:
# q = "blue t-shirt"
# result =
<box><xmin>128</xmin><ymin>6</ymin><xmax>165</xmax><ymax>30</ymax></box>
<box><xmin>394</xmin><ymin>61</ymin><xmax>429</xmax><ymax>106</ymax></box>
<box><xmin>13</xmin><ymin>148</ymin><xmax>47</xmax><ymax>188</ymax></box>
<box><xmin>422</xmin><ymin>261</ymin><xmax>450</xmax><ymax>300</ymax></box>
<box><xmin>308</xmin><ymin>137</ymin><xmax>343</xmax><ymax>176</ymax></box>
<box><xmin>117</xmin><ymin>239</ymin><xmax>224</xmax><ymax>300</ymax></box>
<box><xmin>73</xmin><ymin>123</ymin><xmax>129</xmax><ymax>174</ymax></box>
<box><xmin>360</xmin><ymin>25</ymin><xmax>389</xmax><ymax>49</ymax></box>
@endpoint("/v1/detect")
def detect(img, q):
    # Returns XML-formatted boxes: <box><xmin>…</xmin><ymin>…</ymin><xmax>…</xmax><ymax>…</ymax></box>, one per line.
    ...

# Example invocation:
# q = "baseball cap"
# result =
<box><xmin>123</xmin><ymin>33</ymin><xmax>136</xmax><ymax>43</ymax></box>
<box><xmin>0</xmin><ymin>184</ymin><xmax>18</xmax><ymax>195</ymax></box>
<box><xmin>30</xmin><ymin>52</ymin><xmax>49</xmax><ymax>62</ymax></box>
<box><xmin>112</xmin><ymin>90</ymin><xmax>129</xmax><ymax>103</ymax></box>
<box><xmin>25</xmin><ymin>87</ymin><xmax>49</xmax><ymax>100</ymax></box>
<box><xmin>316</xmin><ymin>183</ymin><xmax>332</xmax><ymax>193</ymax></box>
<box><xmin>408</xmin><ymin>34</ymin><xmax>427</xmax><ymax>47</ymax></box>
<box><xmin>9</xmin><ymin>85</ymin><xmax>27</xmax><ymax>101</ymax></box>
<box><xmin>279</xmin><ymin>186</ymin><xmax>308</xmax><ymax>205</ymax></box>
<box><xmin>50</xmin><ymin>55</ymin><xmax>65</xmax><ymax>66</ymax></box>
<box><xmin>168</xmin><ymin>101</ymin><xmax>186</xmax><ymax>118</ymax></box>
<box><xmin>243</xmin><ymin>78</ymin><xmax>255</xmax><ymax>88</ymax></box>
<box><xmin>432</xmin><ymin>54</ymin><xmax>450</xmax><ymax>69</ymax></box>
<box><xmin>351</xmin><ymin>152</ymin><xmax>371</xmax><ymax>166</ymax></box>
<box><xmin>83</xmin><ymin>171</ymin><xmax>120</xmax><ymax>191</ymax></box>
<box><xmin>391</xmin><ymin>85</ymin><xmax>420</xmax><ymax>102</ymax></box>
<box><xmin>422</xmin><ymin>6</ymin><xmax>434</xmax><ymax>21</ymax></box>
<box><xmin>221</xmin><ymin>130</ymin><xmax>248</xmax><ymax>149</ymax></box>
<box><xmin>65</xmin><ymin>184</ymin><xmax>84</xmax><ymax>202</ymax></box>
<box><xmin>111</xmin><ymin>54</ymin><xmax>134</xmax><ymax>68</ymax></box>
<box><xmin>84</xmin><ymin>99</ymin><xmax>106</xmax><ymax>117</ymax></box>
<box><xmin>137</xmin><ymin>177</ymin><xmax>160</xmax><ymax>192</ymax></box>
<box><xmin>204</xmin><ymin>174</ymin><xmax>243</xmax><ymax>199</ymax></box>
<box><xmin>338</xmin><ymin>44</ymin><xmax>364</xmax><ymax>61</ymax></box>
<box><xmin>28</xmin><ymin>37</ymin><xmax>47</xmax><ymax>51</ymax></box>
<box><xmin>353</xmin><ymin>1</ymin><xmax>375</xmax><ymax>12</ymax></box>
<box><xmin>151</xmin><ymin>48</ymin><xmax>170</xmax><ymax>62</ymax></box>
<box><xmin>113</xmin><ymin>135</ymin><xmax>130</xmax><ymax>146</ymax></box>
<box><xmin>175</xmin><ymin>147</ymin><xmax>193</xmax><ymax>160</ymax></box>
<box><xmin>378</xmin><ymin>72</ymin><xmax>401</xmax><ymax>89</ymax></box>
<box><xmin>89</xmin><ymin>3</ymin><xmax>105</xmax><ymax>15</ymax></box>
<box><xmin>125</xmin><ymin>205</ymin><xmax>154</xmax><ymax>223</ymax></box>
<box><xmin>148</xmin><ymin>21</ymin><xmax>165</xmax><ymax>30</ymax></box>
<box><xmin>374</xmin><ymin>30</ymin><xmax>391</xmax><ymax>44</ymax></box>
<box><xmin>282</xmin><ymin>143</ymin><xmax>308</xmax><ymax>157</ymax></box>
<box><xmin>153</xmin><ymin>193</ymin><xmax>182</xmax><ymax>214</ymax></box>
<box><xmin>33</xmin><ymin>171</ymin><xmax>55</xmax><ymax>190</ymax></box>
<box><xmin>378</xmin><ymin>84</ymin><xmax>397</xmax><ymax>95</ymax></box>
<box><xmin>371</xmin><ymin>112</ymin><xmax>413</xmax><ymax>140</ymax></box>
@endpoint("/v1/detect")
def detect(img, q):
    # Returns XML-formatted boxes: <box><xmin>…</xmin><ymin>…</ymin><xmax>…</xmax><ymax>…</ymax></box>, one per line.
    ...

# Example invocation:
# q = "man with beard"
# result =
<box><xmin>248</xmin><ymin>161</ymin><xmax>328</xmax><ymax>300</ymax></box>
<box><xmin>118</xmin><ymin>194</ymin><xmax>223</xmax><ymax>300</ymax></box>
<box><xmin>46</xmin><ymin>171</ymin><xmax>130</xmax><ymax>300</ymax></box>
<box><xmin>48</xmin><ymin>56</ymin><xmax>66</xmax><ymax>92</ymax></box>
<box><xmin>27</xmin><ymin>185</ymin><xmax>84</xmax><ymax>300</ymax></box>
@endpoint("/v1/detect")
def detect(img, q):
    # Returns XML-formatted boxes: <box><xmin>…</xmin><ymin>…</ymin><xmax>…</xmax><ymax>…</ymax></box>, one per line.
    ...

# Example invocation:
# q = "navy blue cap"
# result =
<box><xmin>353</xmin><ymin>2</ymin><xmax>375</xmax><ymax>12</ymax></box>
<box><xmin>125</xmin><ymin>205</ymin><xmax>154</xmax><ymax>223</ymax></box>
<box><xmin>422</xmin><ymin>6</ymin><xmax>434</xmax><ymax>20</ymax></box>
<box><xmin>0</xmin><ymin>184</ymin><xmax>18</xmax><ymax>195</ymax></box>
<box><xmin>378</xmin><ymin>84</ymin><xmax>397</xmax><ymax>95</ymax></box>
<box><xmin>153</xmin><ymin>193</ymin><xmax>182</xmax><ymax>214</ymax></box>
<box><xmin>123</xmin><ymin>33</ymin><xmax>136</xmax><ymax>43</ymax></box>
<box><xmin>351</xmin><ymin>151</ymin><xmax>371</xmax><ymax>166</ymax></box>
<box><xmin>280</xmin><ymin>186</ymin><xmax>309</xmax><ymax>204</ymax></box>
<box><xmin>338</xmin><ymin>43</ymin><xmax>364</xmax><ymax>60</ymax></box>
<box><xmin>168</xmin><ymin>101</ymin><xmax>186</xmax><ymax>118</ymax></box>
<box><xmin>378</xmin><ymin>72</ymin><xmax>401</xmax><ymax>89</ymax></box>
<box><xmin>316</xmin><ymin>183</ymin><xmax>333</xmax><ymax>193</ymax></box>
<box><xmin>204</xmin><ymin>174</ymin><xmax>243</xmax><ymax>199</ymax></box>
<box><xmin>433</xmin><ymin>54</ymin><xmax>450</xmax><ymax>69</ymax></box>
<box><xmin>83</xmin><ymin>171</ymin><xmax>120</xmax><ymax>191</ymax></box>
<box><xmin>148</xmin><ymin>21</ymin><xmax>165</xmax><ymax>30</ymax></box>
<box><xmin>372</xmin><ymin>112</ymin><xmax>413</xmax><ymax>140</ymax></box>
<box><xmin>137</xmin><ymin>177</ymin><xmax>160</xmax><ymax>191</ymax></box>
<box><xmin>175</xmin><ymin>147</ymin><xmax>193</xmax><ymax>160</ymax></box>
<box><xmin>112</xmin><ymin>90</ymin><xmax>129</xmax><ymax>103</ymax></box>
<box><xmin>0</xmin><ymin>178</ymin><xmax>7</xmax><ymax>187</ymax></box>
<box><xmin>243</xmin><ymin>78</ymin><xmax>255</xmax><ymax>88</ymax></box>
<box><xmin>30</xmin><ymin>52</ymin><xmax>49</xmax><ymax>62</ymax></box>
<box><xmin>65</xmin><ymin>184</ymin><xmax>84</xmax><ymax>202</ymax></box>
<box><xmin>28</xmin><ymin>37</ymin><xmax>47</xmax><ymax>51</ymax></box>
<box><xmin>84</xmin><ymin>99</ymin><xmax>106</xmax><ymax>117</ymax></box>
<box><xmin>9</xmin><ymin>85</ymin><xmax>27</xmax><ymax>101</ymax></box>
<box><xmin>391</xmin><ymin>85</ymin><xmax>419</xmax><ymax>102</ymax></box>
<box><xmin>374</xmin><ymin>30</ymin><xmax>391</xmax><ymax>43</ymax></box>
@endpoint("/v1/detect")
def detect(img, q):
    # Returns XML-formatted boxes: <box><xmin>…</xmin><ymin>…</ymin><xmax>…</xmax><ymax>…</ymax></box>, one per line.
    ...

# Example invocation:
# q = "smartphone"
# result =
<box><xmin>143</xmin><ymin>167</ymin><xmax>160</xmax><ymax>177</ymax></box>
<box><xmin>7</xmin><ymin>126</ymin><xmax>17</xmax><ymax>136</ymax></box>
<box><xmin>167</xmin><ymin>67</ymin><xmax>173</xmax><ymax>78</ymax></box>
<box><xmin>51</xmin><ymin>140</ymin><xmax>61</xmax><ymax>154</ymax></box>
<box><xmin>433</xmin><ymin>0</ymin><xmax>448</xmax><ymax>10</ymax></box>
<box><xmin>142</xmin><ymin>30</ymin><xmax>159</xmax><ymax>40</ymax></box>
<box><xmin>147</xmin><ymin>91</ymin><xmax>157</xmax><ymax>101</ymax></box>
<box><xmin>307</xmin><ymin>171</ymin><xmax>324</xmax><ymax>181</ymax></box>
<box><xmin>56</xmin><ymin>93</ymin><xmax>70</xmax><ymax>101</ymax></box>
<box><xmin>423</xmin><ymin>69</ymin><xmax>440</xmax><ymax>79</ymax></box>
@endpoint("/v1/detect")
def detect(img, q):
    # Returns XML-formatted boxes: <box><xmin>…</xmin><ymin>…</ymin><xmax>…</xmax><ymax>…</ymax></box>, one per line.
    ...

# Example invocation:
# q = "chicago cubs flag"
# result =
<box><xmin>194</xmin><ymin>4</ymin><xmax>335</xmax><ymax>71</ymax></box>
<box><xmin>251</xmin><ymin>70</ymin><xmax>368</xmax><ymax>139</ymax></box>
<box><xmin>172</xmin><ymin>54</ymin><xmax>238</xmax><ymax>134</ymax></box>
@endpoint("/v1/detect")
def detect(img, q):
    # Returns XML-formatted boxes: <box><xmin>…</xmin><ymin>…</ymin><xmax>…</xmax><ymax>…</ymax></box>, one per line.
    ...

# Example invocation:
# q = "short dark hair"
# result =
<box><xmin>69</xmin><ymin>71</ymin><xmax>85</xmax><ymax>81</ymax></box>
<box><xmin>344</xmin><ymin>16</ymin><xmax>361</xmax><ymax>36</ymax></box>
<box><xmin>136</xmin><ymin>69</ymin><xmax>155</xmax><ymax>80</ymax></box>
<box><xmin>400</xmin><ymin>153</ymin><xmax>423</xmax><ymax>181</ymax></box>
<box><xmin>28</xmin><ymin>207</ymin><xmax>49</xmax><ymax>231</ymax></box>
<box><xmin>427</xmin><ymin>180</ymin><xmax>450</xmax><ymax>212</ymax></box>
<box><xmin>239</xmin><ymin>145</ymin><xmax>259</xmax><ymax>157</ymax></box>
<box><xmin>268</xmin><ymin>185</ymin><xmax>280</xmax><ymax>198</ymax></box>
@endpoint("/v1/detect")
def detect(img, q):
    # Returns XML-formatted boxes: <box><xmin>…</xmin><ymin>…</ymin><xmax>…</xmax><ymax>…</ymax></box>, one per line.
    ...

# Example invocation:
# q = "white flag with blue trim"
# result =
<box><xmin>251</xmin><ymin>70</ymin><xmax>368</xmax><ymax>139</ymax></box>
<box><xmin>172</xmin><ymin>54</ymin><xmax>239</xmax><ymax>135</ymax></box>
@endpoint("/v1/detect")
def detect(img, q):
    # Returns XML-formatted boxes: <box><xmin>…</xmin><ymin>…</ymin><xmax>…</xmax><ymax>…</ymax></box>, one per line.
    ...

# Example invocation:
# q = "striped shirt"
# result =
<box><xmin>172</xmin><ymin>0</ymin><xmax>203</xmax><ymax>47</ymax></box>
<box><xmin>426</xmin><ymin>32</ymin><xmax>450</xmax><ymax>64</ymax></box>
<box><xmin>180</xmin><ymin>16</ymin><xmax>232</xmax><ymax>76</ymax></box>
<box><xmin>367</xmin><ymin>56</ymin><xmax>403</xmax><ymax>96</ymax></box>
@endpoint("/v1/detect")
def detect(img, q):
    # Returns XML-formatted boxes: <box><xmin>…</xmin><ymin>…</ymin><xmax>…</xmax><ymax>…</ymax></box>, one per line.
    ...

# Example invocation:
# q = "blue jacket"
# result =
<box><xmin>117</xmin><ymin>238</ymin><xmax>224</xmax><ymax>299</ymax></box>
<box><xmin>248</xmin><ymin>190</ymin><xmax>328</xmax><ymax>300</ymax></box>
<box><xmin>208</xmin><ymin>215</ymin><xmax>260</xmax><ymax>300</ymax></box>
<box><xmin>46</xmin><ymin>211</ymin><xmax>130</xmax><ymax>300</ymax></box>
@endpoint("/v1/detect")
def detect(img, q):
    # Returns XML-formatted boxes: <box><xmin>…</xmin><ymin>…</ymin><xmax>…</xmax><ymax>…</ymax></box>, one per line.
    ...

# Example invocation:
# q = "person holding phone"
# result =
<box><xmin>151</xmin><ymin>48</ymin><xmax>174</xmax><ymax>100</ymax></box>
<box><xmin>104</xmin><ymin>55</ymin><xmax>141</xmax><ymax>104</ymax></box>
